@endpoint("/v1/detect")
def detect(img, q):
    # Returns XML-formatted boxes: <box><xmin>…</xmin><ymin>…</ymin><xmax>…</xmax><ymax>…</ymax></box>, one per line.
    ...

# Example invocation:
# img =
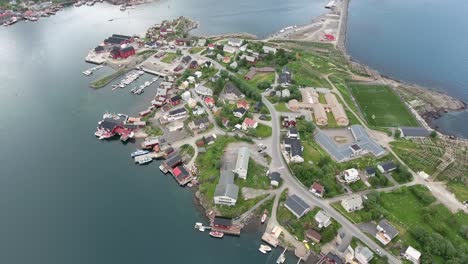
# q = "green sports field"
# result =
<box><xmin>348</xmin><ymin>83</ymin><xmax>418</xmax><ymax>127</ymax></box>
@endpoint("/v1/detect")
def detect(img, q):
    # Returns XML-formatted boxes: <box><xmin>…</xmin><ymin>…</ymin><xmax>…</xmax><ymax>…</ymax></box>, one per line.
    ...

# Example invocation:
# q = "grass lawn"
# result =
<box><xmin>348</xmin><ymin>83</ymin><xmax>418</xmax><ymax>127</ymax></box>
<box><xmin>188</xmin><ymin>47</ymin><xmax>204</xmax><ymax>54</ymax></box>
<box><xmin>275</xmin><ymin>102</ymin><xmax>291</xmax><ymax>112</ymax></box>
<box><xmin>218</xmin><ymin>194</ymin><xmax>267</xmax><ymax>218</ymax></box>
<box><xmin>161</xmin><ymin>53</ymin><xmax>180</xmax><ymax>63</ymax></box>
<box><xmin>325</xmin><ymin>111</ymin><xmax>338</xmax><ymax>128</ymax></box>
<box><xmin>318</xmin><ymin>93</ymin><xmax>327</xmax><ymax>104</ymax></box>
<box><xmin>255</xmin><ymin>123</ymin><xmax>272</xmax><ymax>138</ymax></box>
<box><xmin>142</xmin><ymin>124</ymin><xmax>163</xmax><ymax>136</ymax></box>
<box><xmin>448</xmin><ymin>182</ymin><xmax>468</xmax><ymax>202</ymax></box>
<box><xmin>349</xmin><ymin>180</ymin><xmax>368</xmax><ymax>192</ymax></box>
<box><xmin>247</xmin><ymin>72</ymin><xmax>275</xmax><ymax>89</ymax></box>
<box><xmin>235</xmin><ymin>158</ymin><xmax>270</xmax><ymax>190</ymax></box>
<box><xmin>287</xmin><ymin>59</ymin><xmax>331</xmax><ymax>88</ymax></box>
<box><xmin>180</xmin><ymin>144</ymin><xmax>195</xmax><ymax>157</ymax></box>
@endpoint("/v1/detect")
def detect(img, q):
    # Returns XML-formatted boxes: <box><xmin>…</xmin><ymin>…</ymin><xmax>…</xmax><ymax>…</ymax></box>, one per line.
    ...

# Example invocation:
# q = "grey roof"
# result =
<box><xmin>315</xmin><ymin>210</ymin><xmax>331</xmax><ymax>223</ymax></box>
<box><xmin>214</xmin><ymin>183</ymin><xmax>239</xmax><ymax>200</ymax></box>
<box><xmin>219</xmin><ymin>170</ymin><xmax>235</xmax><ymax>185</ymax></box>
<box><xmin>289</xmin><ymin>127</ymin><xmax>298</xmax><ymax>135</ymax></box>
<box><xmin>228</xmin><ymin>38</ymin><xmax>243</xmax><ymax>45</ymax></box>
<box><xmin>365</xmin><ymin>167</ymin><xmax>376</xmax><ymax>175</ymax></box>
<box><xmin>290</xmin><ymin>139</ymin><xmax>303</xmax><ymax>157</ymax></box>
<box><xmin>194</xmin><ymin>117</ymin><xmax>210</xmax><ymax>126</ymax></box>
<box><xmin>400</xmin><ymin>127</ymin><xmax>430</xmax><ymax>137</ymax></box>
<box><xmin>169</xmin><ymin>107</ymin><xmax>187</xmax><ymax>115</ymax></box>
<box><xmin>269</xmin><ymin>172</ymin><xmax>281</xmax><ymax>182</ymax></box>
<box><xmin>165</xmin><ymin>154</ymin><xmax>181</xmax><ymax>168</ymax></box>
<box><xmin>235</xmin><ymin>147</ymin><xmax>250</xmax><ymax>170</ymax></box>
<box><xmin>356</xmin><ymin>246</ymin><xmax>374</xmax><ymax>260</ymax></box>
<box><xmin>379</xmin><ymin>161</ymin><xmax>397</xmax><ymax>172</ymax></box>
<box><xmin>314</xmin><ymin>125</ymin><xmax>385</xmax><ymax>162</ymax></box>
<box><xmin>213</xmin><ymin>216</ymin><xmax>232</xmax><ymax>226</ymax></box>
<box><xmin>378</xmin><ymin>219</ymin><xmax>399</xmax><ymax>239</ymax></box>
<box><xmin>225</xmin><ymin>83</ymin><xmax>242</xmax><ymax>96</ymax></box>
<box><xmin>233</xmin><ymin>107</ymin><xmax>246</xmax><ymax>115</ymax></box>
<box><xmin>285</xmin><ymin>195</ymin><xmax>310</xmax><ymax>217</ymax></box>
<box><xmin>278</xmin><ymin>72</ymin><xmax>291</xmax><ymax>84</ymax></box>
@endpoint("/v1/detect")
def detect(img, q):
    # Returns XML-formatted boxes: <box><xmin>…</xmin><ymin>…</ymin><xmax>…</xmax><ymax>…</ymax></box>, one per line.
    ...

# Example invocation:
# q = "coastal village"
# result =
<box><xmin>74</xmin><ymin>1</ymin><xmax>468</xmax><ymax>264</ymax></box>
<box><xmin>0</xmin><ymin>0</ymin><xmax>147</xmax><ymax>25</ymax></box>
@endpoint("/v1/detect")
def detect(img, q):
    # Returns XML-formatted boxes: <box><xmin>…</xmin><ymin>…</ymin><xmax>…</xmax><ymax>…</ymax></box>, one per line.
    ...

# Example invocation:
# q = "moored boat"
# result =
<box><xmin>159</xmin><ymin>165</ymin><xmax>168</xmax><ymax>173</ymax></box>
<box><xmin>131</xmin><ymin>149</ymin><xmax>149</xmax><ymax>158</ymax></box>
<box><xmin>261</xmin><ymin>213</ymin><xmax>267</xmax><ymax>224</ymax></box>
<box><xmin>209</xmin><ymin>231</ymin><xmax>224</xmax><ymax>238</ymax></box>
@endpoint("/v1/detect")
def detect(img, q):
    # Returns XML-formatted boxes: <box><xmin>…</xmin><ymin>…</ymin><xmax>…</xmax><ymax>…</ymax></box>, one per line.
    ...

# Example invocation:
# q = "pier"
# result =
<box><xmin>141</xmin><ymin>67</ymin><xmax>167</xmax><ymax>77</ymax></box>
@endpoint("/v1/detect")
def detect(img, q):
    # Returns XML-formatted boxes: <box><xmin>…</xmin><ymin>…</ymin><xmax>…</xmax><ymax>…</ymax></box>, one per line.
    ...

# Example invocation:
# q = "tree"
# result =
<box><xmin>394</xmin><ymin>129</ymin><xmax>401</xmax><ymax>139</ymax></box>
<box><xmin>430</xmin><ymin>130</ymin><xmax>437</xmax><ymax>138</ymax></box>
<box><xmin>176</xmin><ymin>49</ymin><xmax>182</xmax><ymax>55</ymax></box>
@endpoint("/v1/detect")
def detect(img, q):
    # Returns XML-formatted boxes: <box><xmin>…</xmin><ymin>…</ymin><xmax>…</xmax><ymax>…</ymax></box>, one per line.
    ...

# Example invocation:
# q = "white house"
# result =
<box><xmin>342</xmin><ymin>168</ymin><xmax>360</xmax><ymax>184</ymax></box>
<box><xmin>194</xmin><ymin>85</ymin><xmax>213</xmax><ymax>97</ymax></box>
<box><xmin>179</xmin><ymin>80</ymin><xmax>189</xmax><ymax>90</ymax></box>
<box><xmin>282</xmin><ymin>89</ymin><xmax>290</xmax><ymax>98</ymax></box>
<box><xmin>314</xmin><ymin>210</ymin><xmax>332</xmax><ymax>228</ymax></box>
<box><xmin>262</xmin><ymin>46</ymin><xmax>277</xmax><ymax>54</ymax></box>
<box><xmin>181</xmin><ymin>91</ymin><xmax>191</xmax><ymax>101</ymax></box>
<box><xmin>194</xmin><ymin>71</ymin><xmax>202</xmax><ymax>79</ymax></box>
<box><xmin>228</xmin><ymin>38</ymin><xmax>243</xmax><ymax>47</ymax></box>
<box><xmin>232</xmin><ymin>147</ymin><xmax>250</xmax><ymax>179</ymax></box>
<box><xmin>375</xmin><ymin>219</ymin><xmax>399</xmax><ymax>245</ymax></box>
<box><xmin>404</xmin><ymin>246</ymin><xmax>421</xmax><ymax>264</ymax></box>
<box><xmin>233</xmin><ymin>108</ymin><xmax>246</xmax><ymax>118</ymax></box>
<box><xmin>187</xmin><ymin>76</ymin><xmax>196</xmax><ymax>84</ymax></box>
<box><xmin>355</xmin><ymin>246</ymin><xmax>374</xmax><ymax>264</ymax></box>
<box><xmin>341</xmin><ymin>196</ymin><xmax>364</xmax><ymax>212</ymax></box>
<box><xmin>193</xmin><ymin>106</ymin><xmax>205</xmax><ymax>116</ymax></box>
<box><xmin>223</xmin><ymin>45</ymin><xmax>237</xmax><ymax>54</ymax></box>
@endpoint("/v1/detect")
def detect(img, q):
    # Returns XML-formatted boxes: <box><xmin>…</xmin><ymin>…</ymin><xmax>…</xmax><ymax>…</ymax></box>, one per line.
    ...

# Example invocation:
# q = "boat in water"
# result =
<box><xmin>209</xmin><ymin>231</ymin><xmax>224</xmax><ymax>238</ymax></box>
<box><xmin>261</xmin><ymin>213</ymin><xmax>267</xmax><ymax>224</ymax></box>
<box><xmin>159</xmin><ymin>165</ymin><xmax>168</xmax><ymax>174</ymax></box>
<box><xmin>134</xmin><ymin>155</ymin><xmax>152</xmax><ymax>165</ymax></box>
<box><xmin>259</xmin><ymin>244</ymin><xmax>272</xmax><ymax>254</ymax></box>
<box><xmin>131</xmin><ymin>149</ymin><xmax>149</xmax><ymax>158</ymax></box>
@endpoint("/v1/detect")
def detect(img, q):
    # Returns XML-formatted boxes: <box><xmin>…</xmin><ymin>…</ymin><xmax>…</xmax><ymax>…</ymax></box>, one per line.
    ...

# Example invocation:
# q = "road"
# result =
<box><xmin>262</xmin><ymin>95</ymin><xmax>402</xmax><ymax>263</ymax></box>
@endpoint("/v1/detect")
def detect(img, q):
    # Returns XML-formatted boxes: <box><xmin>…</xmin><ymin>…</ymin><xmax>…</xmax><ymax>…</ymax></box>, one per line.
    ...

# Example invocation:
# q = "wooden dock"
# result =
<box><xmin>261</xmin><ymin>232</ymin><xmax>279</xmax><ymax>247</ymax></box>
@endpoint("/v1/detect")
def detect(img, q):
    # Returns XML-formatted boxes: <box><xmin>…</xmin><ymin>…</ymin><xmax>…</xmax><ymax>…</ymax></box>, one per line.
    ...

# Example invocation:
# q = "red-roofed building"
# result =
<box><xmin>324</xmin><ymin>34</ymin><xmax>335</xmax><ymax>41</ymax></box>
<box><xmin>310</xmin><ymin>182</ymin><xmax>324</xmax><ymax>197</ymax></box>
<box><xmin>223</xmin><ymin>56</ymin><xmax>231</xmax><ymax>64</ymax></box>
<box><xmin>207</xmin><ymin>43</ymin><xmax>215</xmax><ymax>50</ymax></box>
<box><xmin>237</xmin><ymin>100</ymin><xmax>250</xmax><ymax>110</ymax></box>
<box><xmin>242</xmin><ymin>118</ymin><xmax>258</xmax><ymax>130</ymax></box>
<box><xmin>204</xmin><ymin>97</ymin><xmax>215</xmax><ymax>107</ymax></box>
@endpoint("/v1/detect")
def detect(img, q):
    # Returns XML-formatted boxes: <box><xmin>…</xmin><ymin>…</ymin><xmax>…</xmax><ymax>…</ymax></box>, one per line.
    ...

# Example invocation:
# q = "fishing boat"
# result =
<box><xmin>159</xmin><ymin>165</ymin><xmax>168</xmax><ymax>174</ymax></box>
<box><xmin>134</xmin><ymin>155</ymin><xmax>152</xmax><ymax>165</ymax></box>
<box><xmin>260</xmin><ymin>245</ymin><xmax>272</xmax><ymax>251</ymax></box>
<box><xmin>261</xmin><ymin>213</ymin><xmax>267</xmax><ymax>224</ymax></box>
<box><xmin>209</xmin><ymin>231</ymin><xmax>224</xmax><ymax>238</ymax></box>
<box><xmin>131</xmin><ymin>149</ymin><xmax>149</xmax><ymax>158</ymax></box>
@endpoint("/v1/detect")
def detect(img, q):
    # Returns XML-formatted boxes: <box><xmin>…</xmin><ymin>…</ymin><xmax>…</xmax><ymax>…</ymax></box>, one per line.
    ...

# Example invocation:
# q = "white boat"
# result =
<box><xmin>260</xmin><ymin>245</ymin><xmax>272</xmax><ymax>252</ymax></box>
<box><xmin>261</xmin><ymin>213</ymin><xmax>267</xmax><ymax>224</ymax></box>
<box><xmin>159</xmin><ymin>165</ymin><xmax>168</xmax><ymax>173</ymax></box>
<box><xmin>259</xmin><ymin>248</ymin><xmax>267</xmax><ymax>254</ymax></box>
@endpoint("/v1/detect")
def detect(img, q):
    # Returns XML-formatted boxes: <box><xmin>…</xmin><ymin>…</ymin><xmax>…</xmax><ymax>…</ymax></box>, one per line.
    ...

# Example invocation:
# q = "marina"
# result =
<box><xmin>82</xmin><ymin>65</ymin><xmax>104</xmax><ymax>76</ymax></box>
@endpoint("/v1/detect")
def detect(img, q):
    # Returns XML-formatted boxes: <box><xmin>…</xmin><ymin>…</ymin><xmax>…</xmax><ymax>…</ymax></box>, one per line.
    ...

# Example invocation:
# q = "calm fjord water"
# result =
<box><xmin>0</xmin><ymin>1</ymin><xmax>325</xmax><ymax>264</ymax></box>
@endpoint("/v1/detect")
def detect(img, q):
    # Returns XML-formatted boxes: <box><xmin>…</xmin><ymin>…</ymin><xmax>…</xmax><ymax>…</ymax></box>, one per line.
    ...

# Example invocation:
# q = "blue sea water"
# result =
<box><xmin>347</xmin><ymin>0</ymin><xmax>468</xmax><ymax>137</ymax></box>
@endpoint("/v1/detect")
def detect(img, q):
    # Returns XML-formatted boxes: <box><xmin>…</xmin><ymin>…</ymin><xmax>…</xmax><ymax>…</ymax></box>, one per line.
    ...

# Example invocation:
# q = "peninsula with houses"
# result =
<box><xmin>82</xmin><ymin>1</ymin><xmax>467</xmax><ymax>264</ymax></box>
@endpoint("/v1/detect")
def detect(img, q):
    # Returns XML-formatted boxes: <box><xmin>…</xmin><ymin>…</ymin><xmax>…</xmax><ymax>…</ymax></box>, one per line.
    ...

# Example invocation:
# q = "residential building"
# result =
<box><xmin>224</xmin><ymin>83</ymin><xmax>244</xmax><ymax>100</ymax></box>
<box><xmin>253</xmin><ymin>101</ymin><xmax>263</xmax><ymax>113</ymax></box>
<box><xmin>242</xmin><ymin>118</ymin><xmax>258</xmax><ymax>130</ymax></box>
<box><xmin>233</xmin><ymin>108</ymin><xmax>246</xmax><ymax>118</ymax></box>
<box><xmin>324</xmin><ymin>252</ymin><xmax>343</xmax><ymax>264</ymax></box>
<box><xmin>315</xmin><ymin>210</ymin><xmax>332</xmax><ymax>228</ymax></box>
<box><xmin>341</xmin><ymin>196</ymin><xmax>364</xmax><ymax>212</ymax></box>
<box><xmin>365</xmin><ymin>167</ymin><xmax>376</xmax><ymax>177</ymax></box>
<box><xmin>355</xmin><ymin>246</ymin><xmax>374</xmax><ymax>264</ymax></box>
<box><xmin>181</xmin><ymin>91</ymin><xmax>191</xmax><ymax>101</ymax></box>
<box><xmin>287</xmin><ymin>127</ymin><xmax>299</xmax><ymax>139</ymax></box>
<box><xmin>228</xmin><ymin>38</ymin><xmax>243</xmax><ymax>47</ymax></box>
<box><xmin>310</xmin><ymin>182</ymin><xmax>325</xmax><ymax>197</ymax></box>
<box><xmin>207</xmin><ymin>43</ymin><xmax>215</xmax><ymax>50</ymax></box>
<box><xmin>194</xmin><ymin>85</ymin><xmax>213</xmax><ymax>97</ymax></box>
<box><xmin>233</xmin><ymin>147</ymin><xmax>250</xmax><ymax>179</ymax></box>
<box><xmin>197</xmin><ymin>38</ymin><xmax>206</xmax><ymax>46</ymax></box>
<box><xmin>278</xmin><ymin>66</ymin><xmax>292</xmax><ymax>86</ymax></box>
<box><xmin>236</xmin><ymin>100</ymin><xmax>250</xmax><ymax>110</ymax></box>
<box><xmin>377</xmin><ymin>161</ymin><xmax>397</xmax><ymax>173</ymax></box>
<box><xmin>342</xmin><ymin>168</ymin><xmax>360</xmax><ymax>184</ymax></box>
<box><xmin>399</xmin><ymin>127</ymin><xmax>430</xmax><ymax>138</ymax></box>
<box><xmin>168</xmin><ymin>121</ymin><xmax>184</xmax><ymax>132</ymax></box>
<box><xmin>284</xmin><ymin>138</ymin><xmax>304</xmax><ymax>163</ymax></box>
<box><xmin>179</xmin><ymin>80</ymin><xmax>189</xmax><ymax>90</ymax></box>
<box><xmin>223</xmin><ymin>45</ymin><xmax>237</xmax><ymax>54</ymax></box>
<box><xmin>223</xmin><ymin>56</ymin><xmax>231</xmax><ymax>64</ymax></box>
<box><xmin>167</xmin><ymin>107</ymin><xmax>187</xmax><ymax>119</ymax></box>
<box><xmin>193</xmin><ymin>106</ymin><xmax>205</xmax><ymax>116</ymax></box>
<box><xmin>187</xmin><ymin>76</ymin><xmax>196</xmax><ymax>84</ymax></box>
<box><xmin>269</xmin><ymin>172</ymin><xmax>281</xmax><ymax>187</ymax></box>
<box><xmin>189</xmin><ymin>117</ymin><xmax>210</xmax><ymax>131</ymax></box>
<box><xmin>229</xmin><ymin>61</ymin><xmax>238</xmax><ymax>69</ymax></box>
<box><xmin>170</xmin><ymin>95</ymin><xmax>181</xmax><ymax>106</ymax></box>
<box><xmin>204</xmin><ymin>97</ymin><xmax>215</xmax><ymax>107</ymax></box>
<box><xmin>262</xmin><ymin>46</ymin><xmax>277</xmax><ymax>54</ymax></box>
<box><xmin>375</xmin><ymin>219</ymin><xmax>399</xmax><ymax>245</ymax></box>
<box><xmin>284</xmin><ymin>194</ymin><xmax>310</xmax><ymax>219</ymax></box>
<box><xmin>282</xmin><ymin>89</ymin><xmax>290</xmax><ymax>98</ymax></box>
<box><xmin>404</xmin><ymin>246</ymin><xmax>421</xmax><ymax>264</ymax></box>
<box><xmin>214</xmin><ymin>170</ymin><xmax>239</xmax><ymax>206</ymax></box>
<box><xmin>305</xmin><ymin>229</ymin><xmax>321</xmax><ymax>243</ymax></box>
<box><xmin>190</xmin><ymin>61</ymin><xmax>199</xmax><ymax>69</ymax></box>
